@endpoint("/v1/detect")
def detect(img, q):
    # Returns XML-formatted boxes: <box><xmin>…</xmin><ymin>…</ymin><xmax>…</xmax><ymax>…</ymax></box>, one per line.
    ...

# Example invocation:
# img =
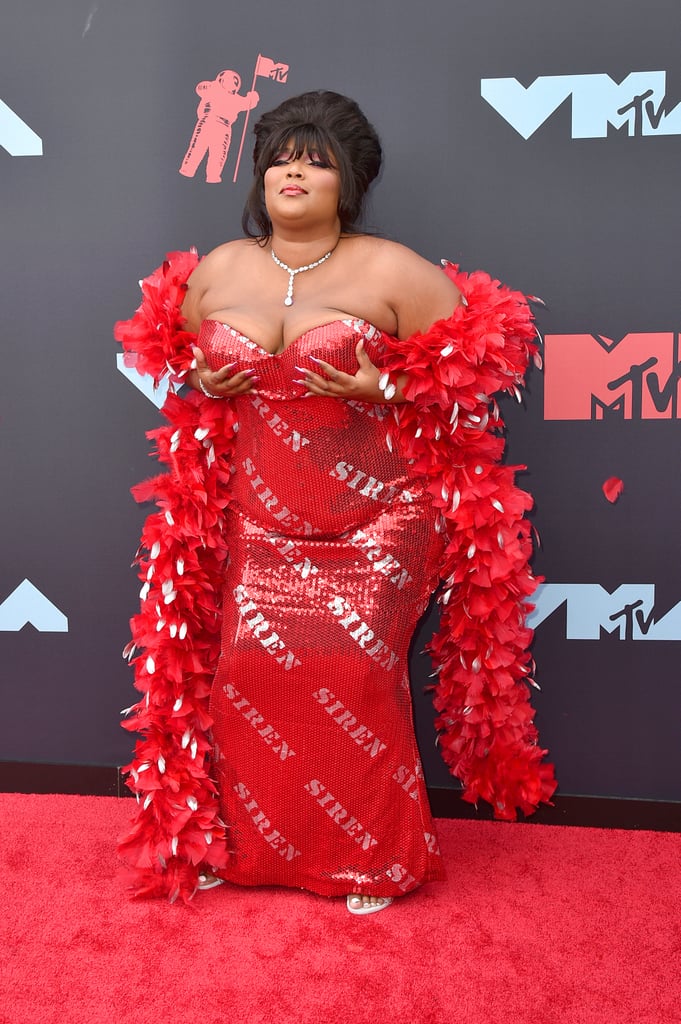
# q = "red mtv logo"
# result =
<box><xmin>544</xmin><ymin>333</ymin><xmax>680</xmax><ymax>419</ymax></box>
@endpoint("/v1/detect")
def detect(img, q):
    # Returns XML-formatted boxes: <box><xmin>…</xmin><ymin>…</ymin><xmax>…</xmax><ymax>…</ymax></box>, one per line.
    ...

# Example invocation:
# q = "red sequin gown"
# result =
<box><xmin>199</xmin><ymin>316</ymin><xmax>446</xmax><ymax>898</ymax></box>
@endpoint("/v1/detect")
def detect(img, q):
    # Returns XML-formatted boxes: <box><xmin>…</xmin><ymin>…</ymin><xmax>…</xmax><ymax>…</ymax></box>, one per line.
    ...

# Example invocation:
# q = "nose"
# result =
<box><xmin>285</xmin><ymin>156</ymin><xmax>304</xmax><ymax>177</ymax></box>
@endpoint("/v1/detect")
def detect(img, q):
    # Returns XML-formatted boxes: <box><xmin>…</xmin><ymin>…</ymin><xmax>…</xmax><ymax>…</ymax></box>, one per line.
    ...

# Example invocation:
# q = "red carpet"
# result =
<box><xmin>0</xmin><ymin>794</ymin><xmax>678</xmax><ymax>1024</ymax></box>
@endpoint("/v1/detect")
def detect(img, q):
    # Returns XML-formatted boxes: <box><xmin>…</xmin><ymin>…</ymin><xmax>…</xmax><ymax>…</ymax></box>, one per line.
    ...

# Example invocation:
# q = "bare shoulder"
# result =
<box><xmin>182</xmin><ymin>239</ymin><xmax>256</xmax><ymax>328</ymax></box>
<box><xmin>356</xmin><ymin>237</ymin><xmax>461</xmax><ymax>338</ymax></box>
<box><xmin>189</xmin><ymin>238</ymin><xmax>254</xmax><ymax>285</ymax></box>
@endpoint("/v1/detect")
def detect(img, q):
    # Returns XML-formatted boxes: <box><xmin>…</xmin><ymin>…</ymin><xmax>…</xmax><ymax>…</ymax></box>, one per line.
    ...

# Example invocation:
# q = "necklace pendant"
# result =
<box><xmin>271</xmin><ymin>246</ymin><xmax>335</xmax><ymax>308</ymax></box>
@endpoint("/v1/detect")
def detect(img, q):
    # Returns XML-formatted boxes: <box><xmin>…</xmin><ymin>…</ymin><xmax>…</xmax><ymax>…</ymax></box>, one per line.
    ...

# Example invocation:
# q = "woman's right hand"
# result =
<box><xmin>190</xmin><ymin>346</ymin><xmax>257</xmax><ymax>398</ymax></box>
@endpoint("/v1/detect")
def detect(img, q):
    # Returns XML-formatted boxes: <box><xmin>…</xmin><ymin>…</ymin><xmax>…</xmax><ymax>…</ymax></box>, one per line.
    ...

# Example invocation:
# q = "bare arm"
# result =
<box><xmin>386</xmin><ymin>243</ymin><xmax>462</xmax><ymax>340</ymax></box>
<box><xmin>181</xmin><ymin>246</ymin><xmax>256</xmax><ymax>398</ymax></box>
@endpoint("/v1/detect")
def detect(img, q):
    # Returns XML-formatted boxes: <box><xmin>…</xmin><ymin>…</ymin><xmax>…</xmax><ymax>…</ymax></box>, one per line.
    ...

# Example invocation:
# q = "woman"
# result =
<box><xmin>116</xmin><ymin>91</ymin><xmax>555</xmax><ymax>910</ymax></box>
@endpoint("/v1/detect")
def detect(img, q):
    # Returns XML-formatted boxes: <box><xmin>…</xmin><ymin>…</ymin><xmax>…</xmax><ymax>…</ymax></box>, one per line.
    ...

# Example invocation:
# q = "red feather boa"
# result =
<box><xmin>114</xmin><ymin>251</ymin><xmax>556</xmax><ymax>900</ymax></box>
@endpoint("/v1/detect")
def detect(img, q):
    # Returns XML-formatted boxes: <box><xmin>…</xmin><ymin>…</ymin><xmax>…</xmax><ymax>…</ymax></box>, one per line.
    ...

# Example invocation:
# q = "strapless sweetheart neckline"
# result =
<box><xmin>200</xmin><ymin>316</ymin><xmax>385</xmax><ymax>357</ymax></box>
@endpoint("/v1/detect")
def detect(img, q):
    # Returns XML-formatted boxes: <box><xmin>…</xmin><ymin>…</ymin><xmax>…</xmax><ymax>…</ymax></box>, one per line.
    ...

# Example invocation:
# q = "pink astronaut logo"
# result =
<box><xmin>179</xmin><ymin>54</ymin><xmax>290</xmax><ymax>185</ymax></box>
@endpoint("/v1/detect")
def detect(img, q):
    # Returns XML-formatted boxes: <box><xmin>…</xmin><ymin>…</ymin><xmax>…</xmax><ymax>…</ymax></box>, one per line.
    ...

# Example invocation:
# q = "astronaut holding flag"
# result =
<box><xmin>179</xmin><ymin>55</ymin><xmax>289</xmax><ymax>184</ymax></box>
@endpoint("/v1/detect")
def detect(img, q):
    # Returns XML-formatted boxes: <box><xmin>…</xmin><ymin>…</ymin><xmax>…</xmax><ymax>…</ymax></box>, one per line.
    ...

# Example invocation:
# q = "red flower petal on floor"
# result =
<box><xmin>602</xmin><ymin>477</ymin><xmax>624</xmax><ymax>503</ymax></box>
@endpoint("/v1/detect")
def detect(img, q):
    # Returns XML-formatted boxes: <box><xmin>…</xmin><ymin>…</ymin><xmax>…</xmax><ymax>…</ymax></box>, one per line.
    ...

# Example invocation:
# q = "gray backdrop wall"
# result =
<box><xmin>2</xmin><ymin>0</ymin><xmax>680</xmax><ymax>803</ymax></box>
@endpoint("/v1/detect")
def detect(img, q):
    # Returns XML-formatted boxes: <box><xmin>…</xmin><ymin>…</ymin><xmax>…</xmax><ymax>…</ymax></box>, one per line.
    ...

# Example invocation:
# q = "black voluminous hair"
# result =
<box><xmin>242</xmin><ymin>90</ymin><xmax>382</xmax><ymax>240</ymax></box>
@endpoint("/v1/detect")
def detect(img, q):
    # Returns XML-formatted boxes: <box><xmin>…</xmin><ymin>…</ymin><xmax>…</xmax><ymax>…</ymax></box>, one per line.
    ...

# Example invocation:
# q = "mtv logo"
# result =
<box><xmin>480</xmin><ymin>71</ymin><xmax>681</xmax><ymax>140</ymax></box>
<box><xmin>528</xmin><ymin>583</ymin><xmax>681</xmax><ymax>641</ymax></box>
<box><xmin>544</xmin><ymin>333</ymin><xmax>679</xmax><ymax>420</ymax></box>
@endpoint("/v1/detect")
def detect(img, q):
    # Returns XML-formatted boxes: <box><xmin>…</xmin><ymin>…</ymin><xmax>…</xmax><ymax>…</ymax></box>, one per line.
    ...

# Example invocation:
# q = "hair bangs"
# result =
<box><xmin>266</xmin><ymin>124</ymin><xmax>337</xmax><ymax>169</ymax></box>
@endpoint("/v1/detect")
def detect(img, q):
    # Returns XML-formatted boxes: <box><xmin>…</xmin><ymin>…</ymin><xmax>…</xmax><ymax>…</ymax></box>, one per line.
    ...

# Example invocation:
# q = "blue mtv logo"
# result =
<box><xmin>528</xmin><ymin>584</ymin><xmax>681</xmax><ymax>641</ymax></box>
<box><xmin>481</xmin><ymin>72</ymin><xmax>681</xmax><ymax>139</ymax></box>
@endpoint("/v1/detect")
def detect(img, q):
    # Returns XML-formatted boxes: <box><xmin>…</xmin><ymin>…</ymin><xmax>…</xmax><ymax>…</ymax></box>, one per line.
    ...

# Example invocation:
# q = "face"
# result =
<box><xmin>263</xmin><ymin>143</ymin><xmax>341</xmax><ymax>229</ymax></box>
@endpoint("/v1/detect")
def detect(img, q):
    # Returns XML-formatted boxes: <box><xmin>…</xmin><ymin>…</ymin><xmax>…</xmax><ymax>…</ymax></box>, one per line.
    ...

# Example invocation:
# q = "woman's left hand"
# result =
<box><xmin>295</xmin><ymin>340</ymin><xmax>404</xmax><ymax>403</ymax></box>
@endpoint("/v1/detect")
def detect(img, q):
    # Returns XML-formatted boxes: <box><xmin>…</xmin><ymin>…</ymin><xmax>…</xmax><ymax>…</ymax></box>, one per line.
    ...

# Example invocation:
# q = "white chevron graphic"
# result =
<box><xmin>116</xmin><ymin>354</ymin><xmax>172</xmax><ymax>409</ymax></box>
<box><xmin>0</xmin><ymin>579</ymin><xmax>68</xmax><ymax>631</ymax></box>
<box><xmin>0</xmin><ymin>98</ymin><xmax>43</xmax><ymax>155</ymax></box>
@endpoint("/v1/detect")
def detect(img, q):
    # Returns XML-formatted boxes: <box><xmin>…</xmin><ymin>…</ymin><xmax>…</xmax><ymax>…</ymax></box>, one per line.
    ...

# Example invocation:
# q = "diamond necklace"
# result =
<box><xmin>270</xmin><ymin>247</ymin><xmax>334</xmax><ymax>306</ymax></box>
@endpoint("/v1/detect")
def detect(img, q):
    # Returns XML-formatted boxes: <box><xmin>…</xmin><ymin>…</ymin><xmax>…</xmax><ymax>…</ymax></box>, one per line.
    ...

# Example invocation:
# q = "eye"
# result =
<box><xmin>307</xmin><ymin>152</ymin><xmax>332</xmax><ymax>168</ymax></box>
<box><xmin>271</xmin><ymin>150</ymin><xmax>293</xmax><ymax>166</ymax></box>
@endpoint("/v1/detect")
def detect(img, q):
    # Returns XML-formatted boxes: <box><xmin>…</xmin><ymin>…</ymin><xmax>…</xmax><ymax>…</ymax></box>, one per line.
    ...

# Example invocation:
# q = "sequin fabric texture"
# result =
<box><xmin>199</xmin><ymin>317</ymin><xmax>446</xmax><ymax>897</ymax></box>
